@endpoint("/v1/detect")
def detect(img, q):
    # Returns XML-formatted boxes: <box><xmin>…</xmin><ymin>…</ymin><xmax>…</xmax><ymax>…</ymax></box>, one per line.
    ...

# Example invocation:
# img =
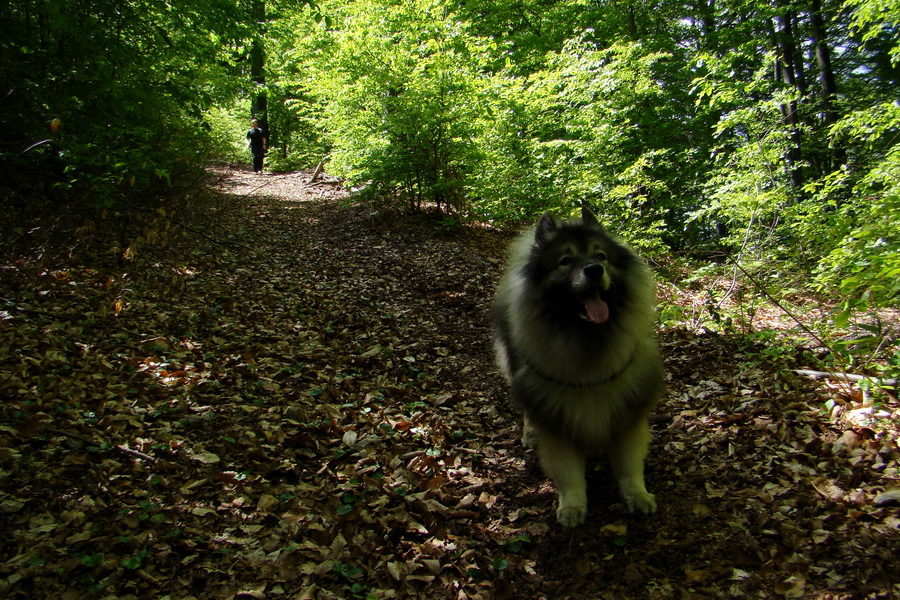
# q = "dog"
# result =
<box><xmin>492</xmin><ymin>207</ymin><xmax>664</xmax><ymax>527</ymax></box>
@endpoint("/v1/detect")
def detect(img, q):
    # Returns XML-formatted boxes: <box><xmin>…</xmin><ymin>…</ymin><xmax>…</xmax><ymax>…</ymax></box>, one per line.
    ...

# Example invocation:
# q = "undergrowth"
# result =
<box><xmin>658</xmin><ymin>257</ymin><xmax>900</xmax><ymax>404</ymax></box>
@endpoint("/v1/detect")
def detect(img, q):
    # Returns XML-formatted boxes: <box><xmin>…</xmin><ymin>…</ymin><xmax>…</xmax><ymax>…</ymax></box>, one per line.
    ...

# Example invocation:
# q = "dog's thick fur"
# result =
<box><xmin>493</xmin><ymin>208</ymin><xmax>664</xmax><ymax>527</ymax></box>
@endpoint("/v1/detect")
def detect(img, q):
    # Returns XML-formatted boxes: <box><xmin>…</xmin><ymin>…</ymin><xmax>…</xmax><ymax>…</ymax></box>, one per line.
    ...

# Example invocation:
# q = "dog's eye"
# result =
<box><xmin>558</xmin><ymin>257</ymin><xmax>574</xmax><ymax>267</ymax></box>
<box><xmin>595</xmin><ymin>252</ymin><xmax>608</xmax><ymax>261</ymax></box>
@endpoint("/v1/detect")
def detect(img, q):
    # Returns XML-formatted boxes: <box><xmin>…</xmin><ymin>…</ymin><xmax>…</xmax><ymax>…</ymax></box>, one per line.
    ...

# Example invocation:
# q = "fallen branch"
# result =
<box><xmin>41</xmin><ymin>425</ymin><xmax>159</xmax><ymax>463</ymax></box>
<box><xmin>309</xmin><ymin>160</ymin><xmax>324</xmax><ymax>183</ymax></box>
<box><xmin>727</xmin><ymin>258</ymin><xmax>857</xmax><ymax>394</ymax></box>
<box><xmin>728</xmin><ymin>258</ymin><xmax>832</xmax><ymax>351</ymax></box>
<box><xmin>795</xmin><ymin>369</ymin><xmax>898</xmax><ymax>387</ymax></box>
<box><xmin>113</xmin><ymin>444</ymin><xmax>158</xmax><ymax>463</ymax></box>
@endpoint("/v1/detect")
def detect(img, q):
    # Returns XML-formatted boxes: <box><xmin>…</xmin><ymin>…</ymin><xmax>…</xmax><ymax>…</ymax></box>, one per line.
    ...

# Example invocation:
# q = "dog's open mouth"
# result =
<box><xmin>577</xmin><ymin>290</ymin><xmax>609</xmax><ymax>324</ymax></box>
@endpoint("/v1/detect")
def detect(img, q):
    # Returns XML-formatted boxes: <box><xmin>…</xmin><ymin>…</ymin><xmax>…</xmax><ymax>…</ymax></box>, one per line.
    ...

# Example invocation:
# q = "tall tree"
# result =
<box><xmin>774</xmin><ymin>5</ymin><xmax>804</xmax><ymax>189</ymax></box>
<box><xmin>250</xmin><ymin>0</ymin><xmax>269</xmax><ymax>134</ymax></box>
<box><xmin>810</xmin><ymin>0</ymin><xmax>845</xmax><ymax>169</ymax></box>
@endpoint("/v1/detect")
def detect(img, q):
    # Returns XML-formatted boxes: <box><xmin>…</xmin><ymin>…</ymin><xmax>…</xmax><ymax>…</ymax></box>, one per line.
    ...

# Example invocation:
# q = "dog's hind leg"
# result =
<box><xmin>536</xmin><ymin>430</ymin><xmax>587</xmax><ymax>527</ymax></box>
<box><xmin>609</xmin><ymin>417</ymin><xmax>656</xmax><ymax>515</ymax></box>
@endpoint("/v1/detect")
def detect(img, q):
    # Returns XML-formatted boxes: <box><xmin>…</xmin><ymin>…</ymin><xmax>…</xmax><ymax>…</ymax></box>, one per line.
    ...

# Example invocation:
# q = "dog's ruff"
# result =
<box><xmin>520</xmin><ymin>348</ymin><xmax>638</xmax><ymax>388</ymax></box>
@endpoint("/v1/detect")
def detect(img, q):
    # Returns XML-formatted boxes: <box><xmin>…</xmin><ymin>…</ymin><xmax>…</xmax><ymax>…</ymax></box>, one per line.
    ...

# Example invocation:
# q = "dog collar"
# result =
<box><xmin>522</xmin><ymin>349</ymin><xmax>637</xmax><ymax>389</ymax></box>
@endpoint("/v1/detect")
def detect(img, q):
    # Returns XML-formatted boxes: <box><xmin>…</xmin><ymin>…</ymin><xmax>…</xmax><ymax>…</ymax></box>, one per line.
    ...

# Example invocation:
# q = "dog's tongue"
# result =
<box><xmin>581</xmin><ymin>291</ymin><xmax>609</xmax><ymax>324</ymax></box>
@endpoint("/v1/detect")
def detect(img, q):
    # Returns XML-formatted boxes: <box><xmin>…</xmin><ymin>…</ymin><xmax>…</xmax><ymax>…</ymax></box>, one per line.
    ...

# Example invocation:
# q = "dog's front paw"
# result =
<box><xmin>624</xmin><ymin>491</ymin><xmax>657</xmax><ymax>515</ymax></box>
<box><xmin>556</xmin><ymin>503</ymin><xmax>587</xmax><ymax>527</ymax></box>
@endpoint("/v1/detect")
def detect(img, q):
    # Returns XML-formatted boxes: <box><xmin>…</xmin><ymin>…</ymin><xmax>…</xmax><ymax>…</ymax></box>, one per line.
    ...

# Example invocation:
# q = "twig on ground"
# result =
<box><xmin>41</xmin><ymin>425</ymin><xmax>158</xmax><ymax>463</ymax></box>
<box><xmin>795</xmin><ymin>369</ymin><xmax>898</xmax><ymax>387</ymax></box>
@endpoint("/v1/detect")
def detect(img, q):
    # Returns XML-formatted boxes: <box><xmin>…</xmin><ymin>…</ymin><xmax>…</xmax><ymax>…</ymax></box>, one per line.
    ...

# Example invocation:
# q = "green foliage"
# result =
<box><xmin>121</xmin><ymin>549</ymin><xmax>148</xmax><ymax>570</ymax></box>
<box><xmin>299</xmin><ymin>0</ymin><xmax>483</xmax><ymax>213</ymax></box>
<box><xmin>689</xmin><ymin>53</ymin><xmax>798</xmax><ymax>253</ymax></box>
<box><xmin>472</xmin><ymin>39</ymin><xmax>703</xmax><ymax>244</ymax></box>
<box><xmin>280</xmin><ymin>2</ymin><xmax>711</xmax><ymax>235</ymax></box>
<box><xmin>810</xmin><ymin>101</ymin><xmax>900</xmax><ymax>311</ymax></box>
<box><xmin>262</xmin><ymin>10</ymin><xmax>332</xmax><ymax>171</ymax></box>
<box><xmin>205</xmin><ymin>103</ymin><xmax>251</xmax><ymax>165</ymax></box>
<box><xmin>847</xmin><ymin>0</ymin><xmax>900</xmax><ymax>63</ymax></box>
<box><xmin>684</xmin><ymin>1</ymin><xmax>900</xmax><ymax>321</ymax></box>
<box><xmin>0</xmin><ymin>0</ymin><xmax>250</xmax><ymax>207</ymax></box>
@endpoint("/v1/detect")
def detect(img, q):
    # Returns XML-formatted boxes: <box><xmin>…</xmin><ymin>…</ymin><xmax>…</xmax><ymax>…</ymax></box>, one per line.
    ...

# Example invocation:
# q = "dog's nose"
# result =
<box><xmin>583</xmin><ymin>263</ymin><xmax>605</xmax><ymax>282</ymax></box>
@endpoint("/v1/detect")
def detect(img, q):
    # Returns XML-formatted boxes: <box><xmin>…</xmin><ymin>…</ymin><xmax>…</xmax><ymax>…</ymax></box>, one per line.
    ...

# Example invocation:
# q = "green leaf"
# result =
<box><xmin>833</xmin><ymin>309</ymin><xmax>851</xmax><ymax>329</ymax></box>
<box><xmin>80</xmin><ymin>553</ymin><xmax>103</xmax><ymax>567</ymax></box>
<box><xmin>122</xmin><ymin>550</ymin><xmax>148</xmax><ymax>570</ymax></box>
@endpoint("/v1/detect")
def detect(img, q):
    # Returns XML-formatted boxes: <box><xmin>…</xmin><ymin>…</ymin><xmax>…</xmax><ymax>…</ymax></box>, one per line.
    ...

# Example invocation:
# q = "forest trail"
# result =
<box><xmin>1</xmin><ymin>167</ymin><xmax>898</xmax><ymax>599</ymax></box>
<box><xmin>209</xmin><ymin>167</ymin><xmax>349</xmax><ymax>204</ymax></box>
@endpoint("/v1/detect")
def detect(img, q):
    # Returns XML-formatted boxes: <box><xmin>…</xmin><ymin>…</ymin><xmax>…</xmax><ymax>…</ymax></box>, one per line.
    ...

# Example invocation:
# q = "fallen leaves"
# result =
<box><xmin>0</xmin><ymin>168</ymin><xmax>897</xmax><ymax>599</ymax></box>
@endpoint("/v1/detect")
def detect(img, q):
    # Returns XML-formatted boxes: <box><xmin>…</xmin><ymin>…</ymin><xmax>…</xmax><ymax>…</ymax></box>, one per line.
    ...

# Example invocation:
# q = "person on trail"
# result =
<box><xmin>246</xmin><ymin>119</ymin><xmax>267</xmax><ymax>174</ymax></box>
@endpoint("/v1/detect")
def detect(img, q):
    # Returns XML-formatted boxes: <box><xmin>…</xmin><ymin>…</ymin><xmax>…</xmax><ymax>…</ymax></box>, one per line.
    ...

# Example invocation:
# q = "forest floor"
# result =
<box><xmin>1</xmin><ymin>167</ymin><xmax>899</xmax><ymax>600</ymax></box>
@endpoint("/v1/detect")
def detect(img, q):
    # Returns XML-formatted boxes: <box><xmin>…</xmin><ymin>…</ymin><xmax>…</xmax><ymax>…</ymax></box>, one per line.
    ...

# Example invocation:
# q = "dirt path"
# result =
<box><xmin>1</xmin><ymin>168</ymin><xmax>898</xmax><ymax>599</ymax></box>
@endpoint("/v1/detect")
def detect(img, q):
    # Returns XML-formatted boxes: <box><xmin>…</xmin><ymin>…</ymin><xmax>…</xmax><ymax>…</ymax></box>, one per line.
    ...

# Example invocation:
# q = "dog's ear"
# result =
<box><xmin>535</xmin><ymin>212</ymin><xmax>558</xmax><ymax>244</ymax></box>
<box><xmin>581</xmin><ymin>207</ymin><xmax>610</xmax><ymax>233</ymax></box>
<box><xmin>581</xmin><ymin>206</ymin><xmax>600</xmax><ymax>227</ymax></box>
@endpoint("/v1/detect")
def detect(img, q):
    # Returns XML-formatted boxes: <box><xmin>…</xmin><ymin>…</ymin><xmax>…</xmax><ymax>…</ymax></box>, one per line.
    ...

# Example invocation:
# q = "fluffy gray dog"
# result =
<box><xmin>493</xmin><ymin>208</ymin><xmax>664</xmax><ymax>527</ymax></box>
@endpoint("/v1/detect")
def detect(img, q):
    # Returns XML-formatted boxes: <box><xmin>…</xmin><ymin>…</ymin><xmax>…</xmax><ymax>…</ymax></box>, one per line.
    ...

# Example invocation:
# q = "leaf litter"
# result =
<box><xmin>0</xmin><ymin>168</ymin><xmax>898</xmax><ymax>599</ymax></box>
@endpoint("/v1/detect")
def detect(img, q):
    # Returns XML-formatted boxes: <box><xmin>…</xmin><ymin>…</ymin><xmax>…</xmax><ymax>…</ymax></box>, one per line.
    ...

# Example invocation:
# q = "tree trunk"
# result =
<box><xmin>250</xmin><ymin>0</ymin><xmax>268</xmax><ymax>135</ymax></box>
<box><xmin>627</xmin><ymin>5</ymin><xmax>638</xmax><ymax>39</ymax></box>
<box><xmin>774</xmin><ymin>8</ymin><xmax>803</xmax><ymax>190</ymax></box>
<box><xmin>810</xmin><ymin>0</ymin><xmax>837</xmax><ymax>123</ymax></box>
<box><xmin>810</xmin><ymin>0</ymin><xmax>845</xmax><ymax>169</ymax></box>
<box><xmin>697</xmin><ymin>0</ymin><xmax>717</xmax><ymax>52</ymax></box>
